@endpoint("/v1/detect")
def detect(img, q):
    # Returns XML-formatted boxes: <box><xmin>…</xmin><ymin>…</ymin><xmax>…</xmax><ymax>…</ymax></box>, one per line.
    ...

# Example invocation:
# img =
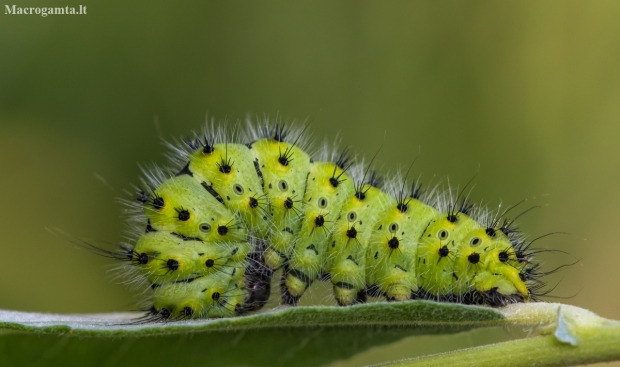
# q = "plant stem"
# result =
<box><xmin>382</xmin><ymin>305</ymin><xmax>620</xmax><ymax>367</ymax></box>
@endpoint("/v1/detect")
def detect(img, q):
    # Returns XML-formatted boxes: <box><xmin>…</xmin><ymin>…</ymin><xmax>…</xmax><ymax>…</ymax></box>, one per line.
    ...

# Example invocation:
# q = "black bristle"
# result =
<box><xmin>335</xmin><ymin>147</ymin><xmax>353</xmax><ymax>171</ymax></box>
<box><xmin>136</xmin><ymin>189</ymin><xmax>150</xmax><ymax>204</ymax></box>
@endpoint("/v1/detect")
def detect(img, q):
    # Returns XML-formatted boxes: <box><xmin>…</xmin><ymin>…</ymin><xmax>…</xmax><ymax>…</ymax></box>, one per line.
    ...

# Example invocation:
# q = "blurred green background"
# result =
<box><xmin>1</xmin><ymin>1</ymin><xmax>619</xmax><ymax>366</ymax></box>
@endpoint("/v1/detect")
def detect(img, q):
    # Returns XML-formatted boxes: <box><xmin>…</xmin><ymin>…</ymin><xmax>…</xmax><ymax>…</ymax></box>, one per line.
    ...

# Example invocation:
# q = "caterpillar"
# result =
<box><xmin>104</xmin><ymin>119</ymin><xmax>546</xmax><ymax>321</ymax></box>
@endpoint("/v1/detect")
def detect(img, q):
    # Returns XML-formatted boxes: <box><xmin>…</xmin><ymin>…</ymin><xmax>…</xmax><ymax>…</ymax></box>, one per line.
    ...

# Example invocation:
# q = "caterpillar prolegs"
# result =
<box><xmin>116</xmin><ymin>121</ymin><xmax>544</xmax><ymax>321</ymax></box>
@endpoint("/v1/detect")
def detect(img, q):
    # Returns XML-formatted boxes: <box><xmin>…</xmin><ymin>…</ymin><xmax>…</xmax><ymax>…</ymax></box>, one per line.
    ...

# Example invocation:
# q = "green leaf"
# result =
<box><xmin>0</xmin><ymin>301</ymin><xmax>607</xmax><ymax>367</ymax></box>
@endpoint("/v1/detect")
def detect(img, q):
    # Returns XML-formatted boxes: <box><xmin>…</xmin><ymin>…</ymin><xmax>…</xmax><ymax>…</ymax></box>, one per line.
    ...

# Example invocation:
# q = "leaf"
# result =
<box><xmin>0</xmin><ymin>301</ymin><xmax>568</xmax><ymax>367</ymax></box>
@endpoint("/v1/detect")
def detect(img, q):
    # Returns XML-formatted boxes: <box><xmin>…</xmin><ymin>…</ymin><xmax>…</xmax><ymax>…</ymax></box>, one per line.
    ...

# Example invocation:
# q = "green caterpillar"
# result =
<box><xmin>115</xmin><ymin>121</ymin><xmax>543</xmax><ymax>321</ymax></box>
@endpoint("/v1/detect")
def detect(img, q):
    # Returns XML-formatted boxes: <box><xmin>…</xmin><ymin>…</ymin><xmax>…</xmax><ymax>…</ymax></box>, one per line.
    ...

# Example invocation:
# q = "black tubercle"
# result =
<box><xmin>486</xmin><ymin>227</ymin><xmax>497</xmax><ymax>237</ymax></box>
<box><xmin>438</xmin><ymin>245</ymin><xmax>449</xmax><ymax>257</ymax></box>
<box><xmin>159</xmin><ymin>308</ymin><xmax>171</xmax><ymax>319</ymax></box>
<box><xmin>136</xmin><ymin>189</ymin><xmax>150</xmax><ymax>204</ymax></box>
<box><xmin>468</xmin><ymin>252</ymin><xmax>480</xmax><ymax>264</ymax></box>
<box><xmin>203</xmin><ymin>143</ymin><xmax>214</xmax><ymax>154</ymax></box>
<box><xmin>166</xmin><ymin>259</ymin><xmax>179</xmax><ymax>271</ymax></box>
<box><xmin>346</xmin><ymin>227</ymin><xmax>357</xmax><ymax>239</ymax></box>
<box><xmin>354</xmin><ymin>170</ymin><xmax>383</xmax><ymax>202</ymax></box>
<box><xmin>314</xmin><ymin>215</ymin><xmax>325</xmax><ymax>227</ymax></box>
<box><xmin>184</xmin><ymin>137</ymin><xmax>201</xmax><ymax>151</ymax></box>
<box><xmin>201</xmin><ymin>133</ymin><xmax>215</xmax><ymax>154</ymax></box>
<box><xmin>216</xmin><ymin>144</ymin><xmax>234</xmax><ymax>174</ymax></box>
<box><xmin>175</xmin><ymin>208</ymin><xmax>190</xmax><ymax>221</ymax></box>
<box><xmin>328</xmin><ymin>151</ymin><xmax>351</xmax><ymax>188</ymax></box>
<box><xmin>273</xmin><ymin>123</ymin><xmax>290</xmax><ymax>142</ymax></box>
<box><xmin>278</xmin><ymin>142</ymin><xmax>295</xmax><ymax>166</ymax></box>
<box><xmin>137</xmin><ymin>253</ymin><xmax>149</xmax><ymax>265</ymax></box>
<box><xmin>151</xmin><ymin>194</ymin><xmax>164</xmax><ymax>210</ymax></box>
<box><xmin>218</xmin><ymin>161</ymin><xmax>232</xmax><ymax>174</ymax></box>
<box><xmin>284</xmin><ymin>197</ymin><xmax>294</xmax><ymax>209</ymax></box>
<box><xmin>388</xmin><ymin>237</ymin><xmax>399</xmax><ymax>249</ymax></box>
<box><xmin>446</xmin><ymin>179</ymin><xmax>475</xmax><ymax>224</ymax></box>
<box><xmin>366</xmin><ymin>170</ymin><xmax>383</xmax><ymax>188</ymax></box>
<box><xmin>185</xmin><ymin>133</ymin><xmax>215</xmax><ymax>154</ymax></box>
<box><xmin>498</xmin><ymin>251</ymin><xmax>509</xmax><ymax>262</ymax></box>
<box><xmin>396</xmin><ymin>181</ymin><xmax>423</xmax><ymax>214</ymax></box>
<box><xmin>205</xmin><ymin>259</ymin><xmax>215</xmax><ymax>267</ymax></box>
<box><xmin>182</xmin><ymin>307</ymin><xmax>194</xmax><ymax>318</ymax></box>
<box><xmin>217</xmin><ymin>225</ymin><xmax>228</xmax><ymax>236</ymax></box>
<box><xmin>446</xmin><ymin>198</ymin><xmax>474</xmax><ymax>223</ymax></box>
<box><xmin>410</xmin><ymin>182</ymin><xmax>424</xmax><ymax>199</ymax></box>
<box><xmin>249</xmin><ymin>197</ymin><xmax>259</xmax><ymax>208</ymax></box>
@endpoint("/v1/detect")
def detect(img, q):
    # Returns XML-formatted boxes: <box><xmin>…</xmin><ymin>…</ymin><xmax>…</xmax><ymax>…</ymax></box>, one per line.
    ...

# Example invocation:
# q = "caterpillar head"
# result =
<box><xmin>484</xmin><ymin>237</ymin><xmax>530</xmax><ymax>301</ymax></box>
<box><xmin>452</xmin><ymin>226</ymin><xmax>530</xmax><ymax>302</ymax></box>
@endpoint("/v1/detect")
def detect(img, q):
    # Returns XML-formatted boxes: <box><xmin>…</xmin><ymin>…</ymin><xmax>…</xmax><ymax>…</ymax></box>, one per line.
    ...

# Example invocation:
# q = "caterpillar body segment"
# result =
<box><xmin>130</xmin><ymin>231</ymin><xmax>247</xmax><ymax>286</ymax></box>
<box><xmin>282</xmin><ymin>161</ymin><xmax>355</xmax><ymax>303</ymax></box>
<box><xmin>248</xmin><ymin>137</ymin><xmax>312</xmax><ymax>271</ymax></box>
<box><xmin>114</xmin><ymin>121</ymin><xmax>546</xmax><ymax>321</ymax></box>
<box><xmin>143</xmin><ymin>175</ymin><xmax>247</xmax><ymax>243</ymax></box>
<box><xmin>327</xmin><ymin>182</ymin><xmax>395</xmax><ymax>306</ymax></box>
<box><xmin>365</xmin><ymin>193</ymin><xmax>440</xmax><ymax>302</ymax></box>
<box><xmin>186</xmin><ymin>143</ymin><xmax>271</xmax><ymax>238</ymax></box>
<box><xmin>152</xmin><ymin>268</ymin><xmax>245</xmax><ymax>319</ymax></box>
<box><xmin>416</xmin><ymin>212</ymin><xmax>480</xmax><ymax>298</ymax></box>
